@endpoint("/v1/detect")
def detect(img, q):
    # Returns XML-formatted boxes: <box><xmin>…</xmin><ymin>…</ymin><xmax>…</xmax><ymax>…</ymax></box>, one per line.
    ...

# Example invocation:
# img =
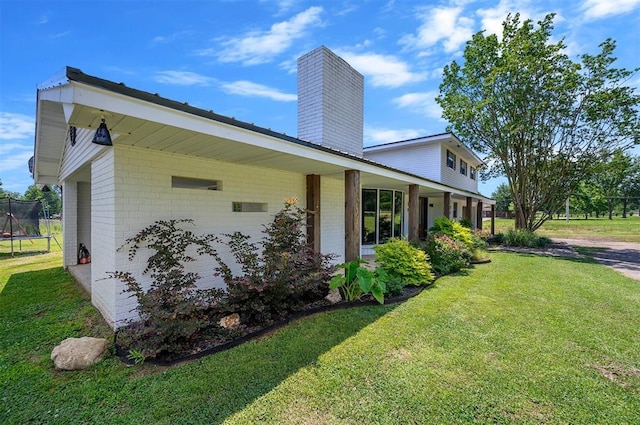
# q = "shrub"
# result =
<box><xmin>329</xmin><ymin>259</ymin><xmax>387</xmax><ymax>304</ymax></box>
<box><xmin>418</xmin><ymin>234</ymin><xmax>472</xmax><ymax>276</ymax></box>
<box><xmin>501</xmin><ymin>229</ymin><xmax>552</xmax><ymax>248</ymax></box>
<box><xmin>109</xmin><ymin>219</ymin><xmax>229</xmax><ymax>359</ymax></box>
<box><xmin>384</xmin><ymin>275</ymin><xmax>405</xmax><ymax>297</ymax></box>
<box><xmin>373</xmin><ymin>238</ymin><xmax>434</xmax><ymax>286</ymax></box>
<box><xmin>429</xmin><ymin>216</ymin><xmax>474</xmax><ymax>249</ymax></box>
<box><xmin>216</xmin><ymin>199</ymin><xmax>335</xmax><ymax>325</ymax></box>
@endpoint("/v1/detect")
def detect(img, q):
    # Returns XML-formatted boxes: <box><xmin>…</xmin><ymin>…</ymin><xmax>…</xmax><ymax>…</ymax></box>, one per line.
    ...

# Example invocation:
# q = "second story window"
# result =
<box><xmin>446</xmin><ymin>150</ymin><xmax>456</xmax><ymax>170</ymax></box>
<box><xmin>470</xmin><ymin>167</ymin><xmax>476</xmax><ymax>180</ymax></box>
<box><xmin>460</xmin><ymin>159</ymin><xmax>468</xmax><ymax>176</ymax></box>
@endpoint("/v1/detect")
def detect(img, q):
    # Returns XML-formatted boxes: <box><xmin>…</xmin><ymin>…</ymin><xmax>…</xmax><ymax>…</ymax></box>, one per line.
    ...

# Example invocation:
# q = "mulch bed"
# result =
<box><xmin>114</xmin><ymin>285</ymin><xmax>425</xmax><ymax>366</ymax></box>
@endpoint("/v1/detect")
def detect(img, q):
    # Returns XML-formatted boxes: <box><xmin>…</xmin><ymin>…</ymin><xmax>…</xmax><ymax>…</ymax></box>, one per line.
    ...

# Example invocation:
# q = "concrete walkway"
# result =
<box><xmin>552</xmin><ymin>238</ymin><xmax>640</xmax><ymax>281</ymax></box>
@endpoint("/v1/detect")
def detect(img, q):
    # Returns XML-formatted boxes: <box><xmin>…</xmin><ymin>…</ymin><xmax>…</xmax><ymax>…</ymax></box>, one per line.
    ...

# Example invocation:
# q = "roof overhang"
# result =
<box><xmin>33</xmin><ymin>67</ymin><xmax>494</xmax><ymax>203</ymax></box>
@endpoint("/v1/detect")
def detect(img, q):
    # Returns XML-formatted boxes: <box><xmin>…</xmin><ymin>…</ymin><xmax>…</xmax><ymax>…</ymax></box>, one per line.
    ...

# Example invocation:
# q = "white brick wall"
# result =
<box><xmin>96</xmin><ymin>145</ymin><xmax>349</xmax><ymax>326</ymax></box>
<box><xmin>320</xmin><ymin>175</ymin><xmax>345</xmax><ymax>262</ymax></box>
<box><xmin>90</xmin><ymin>149</ymin><xmax>118</xmax><ymax>327</ymax></box>
<box><xmin>298</xmin><ymin>46</ymin><xmax>364</xmax><ymax>157</ymax></box>
<box><xmin>62</xmin><ymin>180</ymin><xmax>77</xmax><ymax>268</ymax></box>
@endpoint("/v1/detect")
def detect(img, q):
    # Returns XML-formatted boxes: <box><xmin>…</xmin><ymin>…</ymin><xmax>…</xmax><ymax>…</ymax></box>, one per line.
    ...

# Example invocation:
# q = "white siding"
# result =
<box><xmin>439</xmin><ymin>145</ymin><xmax>479</xmax><ymax>192</ymax></box>
<box><xmin>364</xmin><ymin>144</ymin><xmax>441</xmax><ymax>182</ymax></box>
<box><xmin>77</xmin><ymin>182</ymin><xmax>91</xmax><ymax>253</ymax></box>
<box><xmin>59</xmin><ymin>127</ymin><xmax>107</xmax><ymax>181</ymax></box>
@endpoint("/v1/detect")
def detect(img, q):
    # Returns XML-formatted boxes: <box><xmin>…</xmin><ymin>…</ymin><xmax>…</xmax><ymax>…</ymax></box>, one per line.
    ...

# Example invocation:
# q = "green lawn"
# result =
<box><xmin>491</xmin><ymin>216</ymin><xmax>640</xmax><ymax>243</ymax></box>
<box><xmin>2</xmin><ymin>247</ymin><xmax>639</xmax><ymax>423</ymax></box>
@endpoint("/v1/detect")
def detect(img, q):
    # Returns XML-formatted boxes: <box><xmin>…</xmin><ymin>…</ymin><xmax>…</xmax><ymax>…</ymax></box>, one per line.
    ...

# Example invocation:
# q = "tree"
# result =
<box><xmin>620</xmin><ymin>156</ymin><xmax>640</xmax><ymax>217</ymax></box>
<box><xmin>22</xmin><ymin>184</ymin><xmax>62</xmax><ymax>216</ymax></box>
<box><xmin>491</xmin><ymin>183</ymin><xmax>512</xmax><ymax>216</ymax></box>
<box><xmin>437</xmin><ymin>13</ymin><xmax>640</xmax><ymax>231</ymax></box>
<box><xmin>589</xmin><ymin>149</ymin><xmax>632</xmax><ymax>219</ymax></box>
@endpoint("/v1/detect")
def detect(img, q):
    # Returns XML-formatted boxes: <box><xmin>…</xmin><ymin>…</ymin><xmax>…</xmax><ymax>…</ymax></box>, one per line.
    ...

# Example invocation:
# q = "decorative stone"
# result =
<box><xmin>325</xmin><ymin>288</ymin><xmax>342</xmax><ymax>304</ymax></box>
<box><xmin>219</xmin><ymin>313</ymin><xmax>241</xmax><ymax>329</ymax></box>
<box><xmin>51</xmin><ymin>337</ymin><xmax>110</xmax><ymax>370</ymax></box>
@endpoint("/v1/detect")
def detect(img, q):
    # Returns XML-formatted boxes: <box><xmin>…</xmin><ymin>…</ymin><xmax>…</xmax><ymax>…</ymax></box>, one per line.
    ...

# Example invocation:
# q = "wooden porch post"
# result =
<box><xmin>476</xmin><ymin>201</ymin><xmax>483</xmax><ymax>230</ymax></box>
<box><xmin>465</xmin><ymin>196</ymin><xmax>473</xmax><ymax>222</ymax></box>
<box><xmin>344</xmin><ymin>170</ymin><xmax>360</xmax><ymax>262</ymax></box>
<box><xmin>306</xmin><ymin>174</ymin><xmax>321</xmax><ymax>253</ymax></box>
<box><xmin>443</xmin><ymin>192</ymin><xmax>451</xmax><ymax>219</ymax></box>
<box><xmin>408</xmin><ymin>184</ymin><xmax>419</xmax><ymax>242</ymax></box>
<box><xmin>491</xmin><ymin>204</ymin><xmax>496</xmax><ymax>235</ymax></box>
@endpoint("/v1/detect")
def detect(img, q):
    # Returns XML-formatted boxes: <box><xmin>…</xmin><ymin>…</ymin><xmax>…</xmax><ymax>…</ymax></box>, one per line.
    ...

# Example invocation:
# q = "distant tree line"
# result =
<box><xmin>492</xmin><ymin>152</ymin><xmax>640</xmax><ymax>219</ymax></box>
<box><xmin>0</xmin><ymin>179</ymin><xmax>62</xmax><ymax>217</ymax></box>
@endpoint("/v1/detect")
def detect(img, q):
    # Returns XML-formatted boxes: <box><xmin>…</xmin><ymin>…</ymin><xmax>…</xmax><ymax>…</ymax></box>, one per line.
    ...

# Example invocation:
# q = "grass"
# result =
<box><xmin>491</xmin><ymin>216</ymin><xmax>640</xmax><ymax>243</ymax></box>
<box><xmin>2</xmin><ymin>244</ymin><xmax>639</xmax><ymax>423</ymax></box>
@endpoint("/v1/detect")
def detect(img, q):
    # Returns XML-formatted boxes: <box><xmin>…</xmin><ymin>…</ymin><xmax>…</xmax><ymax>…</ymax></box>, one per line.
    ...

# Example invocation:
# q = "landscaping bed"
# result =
<box><xmin>114</xmin><ymin>285</ymin><xmax>425</xmax><ymax>365</ymax></box>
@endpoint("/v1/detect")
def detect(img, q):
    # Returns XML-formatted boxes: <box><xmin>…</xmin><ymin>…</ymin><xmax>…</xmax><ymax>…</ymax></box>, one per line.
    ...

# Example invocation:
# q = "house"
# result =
<box><xmin>33</xmin><ymin>46</ymin><xmax>495</xmax><ymax>328</ymax></box>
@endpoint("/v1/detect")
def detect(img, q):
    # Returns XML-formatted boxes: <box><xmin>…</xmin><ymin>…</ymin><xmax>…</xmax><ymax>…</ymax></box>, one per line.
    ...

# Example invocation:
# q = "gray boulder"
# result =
<box><xmin>325</xmin><ymin>288</ymin><xmax>342</xmax><ymax>304</ymax></box>
<box><xmin>51</xmin><ymin>337</ymin><xmax>110</xmax><ymax>370</ymax></box>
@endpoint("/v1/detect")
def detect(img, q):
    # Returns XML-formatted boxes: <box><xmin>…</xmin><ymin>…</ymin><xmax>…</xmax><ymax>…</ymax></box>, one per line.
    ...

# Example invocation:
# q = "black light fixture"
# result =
<box><xmin>42</xmin><ymin>185</ymin><xmax>51</xmax><ymax>192</ymax></box>
<box><xmin>92</xmin><ymin>118</ymin><xmax>112</xmax><ymax>146</ymax></box>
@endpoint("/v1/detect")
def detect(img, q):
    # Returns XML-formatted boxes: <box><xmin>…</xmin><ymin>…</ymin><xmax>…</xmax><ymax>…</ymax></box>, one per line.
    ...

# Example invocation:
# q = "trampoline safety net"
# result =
<box><xmin>1</xmin><ymin>198</ymin><xmax>43</xmax><ymax>238</ymax></box>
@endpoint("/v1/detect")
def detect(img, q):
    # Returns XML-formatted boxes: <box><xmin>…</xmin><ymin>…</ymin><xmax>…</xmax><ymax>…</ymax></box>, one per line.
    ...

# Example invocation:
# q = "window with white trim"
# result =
<box><xmin>470</xmin><ymin>167</ymin><xmax>477</xmax><ymax>180</ymax></box>
<box><xmin>460</xmin><ymin>159</ymin><xmax>468</xmax><ymax>176</ymax></box>
<box><xmin>446</xmin><ymin>150</ymin><xmax>456</xmax><ymax>170</ymax></box>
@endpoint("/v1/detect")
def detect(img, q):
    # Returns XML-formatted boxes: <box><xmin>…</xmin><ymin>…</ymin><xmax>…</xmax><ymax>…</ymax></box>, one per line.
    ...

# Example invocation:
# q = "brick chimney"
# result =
<box><xmin>297</xmin><ymin>46</ymin><xmax>364</xmax><ymax>157</ymax></box>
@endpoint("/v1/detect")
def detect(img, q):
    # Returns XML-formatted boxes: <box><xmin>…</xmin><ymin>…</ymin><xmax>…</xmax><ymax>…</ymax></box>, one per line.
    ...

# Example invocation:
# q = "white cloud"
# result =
<box><xmin>401</xmin><ymin>6</ymin><xmax>474</xmax><ymax>54</ymax></box>
<box><xmin>364</xmin><ymin>126</ymin><xmax>425</xmax><ymax>146</ymax></box>
<box><xmin>210</xmin><ymin>6</ymin><xmax>323</xmax><ymax>65</ymax></box>
<box><xmin>337</xmin><ymin>51</ymin><xmax>427</xmax><ymax>88</ymax></box>
<box><xmin>581</xmin><ymin>0</ymin><xmax>640</xmax><ymax>20</ymax></box>
<box><xmin>393</xmin><ymin>91</ymin><xmax>443</xmax><ymax>120</ymax></box>
<box><xmin>221</xmin><ymin>81</ymin><xmax>297</xmax><ymax>101</ymax></box>
<box><xmin>477</xmin><ymin>1</ymin><xmax>546</xmax><ymax>39</ymax></box>
<box><xmin>0</xmin><ymin>112</ymin><xmax>35</xmax><ymax>140</ymax></box>
<box><xmin>152</xmin><ymin>30</ymin><xmax>194</xmax><ymax>44</ymax></box>
<box><xmin>154</xmin><ymin>71</ymin><xmax>216</xmax><ymax>86</ymax></box>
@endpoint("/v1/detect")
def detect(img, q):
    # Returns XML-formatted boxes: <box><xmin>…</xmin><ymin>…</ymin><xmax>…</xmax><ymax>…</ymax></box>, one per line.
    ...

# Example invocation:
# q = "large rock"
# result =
<box><xmin>51</xmin><ymin>337</ymin><xmax>110</xmax><ymax>370</ymax></box>
<box><xmin>219</xmin><ymin>313</ymin><xmax>241</xmax><ymax>329</ymax></box>
<box><xmin>325</xmin><ymin>288</ymin><xmax>342</xmax><ymax>304</ymax></box>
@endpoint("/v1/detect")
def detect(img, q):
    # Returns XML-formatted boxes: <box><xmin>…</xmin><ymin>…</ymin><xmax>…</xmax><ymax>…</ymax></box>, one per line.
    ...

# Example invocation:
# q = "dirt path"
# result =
<box><xmin>552</xmin><ymin>238</ymin><xmax>640</xmax><ymax>281</ymax></box>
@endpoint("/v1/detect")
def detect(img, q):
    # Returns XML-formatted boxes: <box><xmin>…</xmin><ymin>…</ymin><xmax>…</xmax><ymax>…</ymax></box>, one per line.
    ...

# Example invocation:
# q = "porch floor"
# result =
<box><xmin>67</xmin><ymin>263</ymin><xmax>91</xmax><ymax>293</ymax></box>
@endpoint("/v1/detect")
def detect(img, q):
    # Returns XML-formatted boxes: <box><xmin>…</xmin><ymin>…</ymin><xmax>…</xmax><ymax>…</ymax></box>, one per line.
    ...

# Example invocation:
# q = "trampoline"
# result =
<box><xmin>0</xmin><ymin>197</ymin><xmax>59</xmax><ymax>256</ymax></box>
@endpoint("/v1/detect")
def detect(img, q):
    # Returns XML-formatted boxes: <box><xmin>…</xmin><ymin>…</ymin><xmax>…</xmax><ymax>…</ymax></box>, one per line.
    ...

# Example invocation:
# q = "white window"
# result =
<box><xmin>460</xmin><ymin>160</ymin><xmax>468</xmax><ymax>176</ymax></box>
<box><xmin>446</xmin><ymin>150</ymin><xmax>456</xmax><ymax>170</ymax></box>
<box><xmin>470</xmin><ymin>167</ymin><xmax>476</xmax><ymax>180</ymax></box>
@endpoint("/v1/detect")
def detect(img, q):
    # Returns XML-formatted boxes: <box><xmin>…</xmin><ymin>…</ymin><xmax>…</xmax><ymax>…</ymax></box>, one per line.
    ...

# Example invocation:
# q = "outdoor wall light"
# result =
<box><xmin>92</xmin><ymin>118</ymin><xmax>112</xmax><ymax>146</ymax></box>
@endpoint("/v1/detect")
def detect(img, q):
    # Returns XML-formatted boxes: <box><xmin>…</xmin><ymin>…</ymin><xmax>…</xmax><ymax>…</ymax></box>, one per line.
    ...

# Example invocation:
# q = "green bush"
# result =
<box><xmin>384</xmin><ymin>275</ymin><xmax>405</xmax><ymax>296</ymax></box>
<box><xmin>373</xmin><ymin>238</ymin><xmax>434</xmax><ymax>286</ymax></box>
<box><xmin>429</xmin><ymin>216</ymin><xmax>474</xmax><ymax>249</ymax></box>
<box><xmin>109</xmin><ymin>219</ymin><xmax>230</xmax><ymax>360</ymax></box>
<box><xmin>417</xmin><ymin>234</ymin><xmax>472</xmax><ymax>276</ymax></box>
<box><xmin>216</xmin><ymin>200</ymin><xmax>336</xmax><ymax>325</ymax></box>
<box><xmin>500</xmin><ymin>229</ymin><xmax>552</xmax><ymax>248</ymax></box>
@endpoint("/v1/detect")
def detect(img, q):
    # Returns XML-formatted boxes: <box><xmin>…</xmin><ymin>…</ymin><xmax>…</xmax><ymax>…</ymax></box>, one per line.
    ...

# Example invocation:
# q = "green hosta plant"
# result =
<box><xmin>329</xmin><ymin>259</ymin><xmax>387</xmax><ymax>304</ymax></box>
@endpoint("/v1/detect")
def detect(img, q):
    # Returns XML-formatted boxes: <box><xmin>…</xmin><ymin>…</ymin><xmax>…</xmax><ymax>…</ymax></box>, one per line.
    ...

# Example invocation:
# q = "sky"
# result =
<box><xmin>1</xmin><ymin>0</ymin><xmax>639</xmax><ymax>198</ymax></box>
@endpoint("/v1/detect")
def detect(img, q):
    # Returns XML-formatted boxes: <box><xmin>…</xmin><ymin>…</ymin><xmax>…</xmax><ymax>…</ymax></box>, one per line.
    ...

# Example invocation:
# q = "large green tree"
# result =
<box><xmin>589</xmin><ymin>149</ymin><xmax>633</xmax><ymax>219</ymax></box>
<box><xmin>491</xmin><ymin>182</ymin><xmax>512</xmax><ymax>215</ymax></box>
<box><xmin>22</xmin><ymin>184</ymin><xmax>62</xmax><ymax>216</ymax></box>
<box><xmin>620</xmin><ymin>156</ymin><xmax>640</xmax><ymax>217</ymax></box>
<box><xmin>0</xmin><ymin>179</ymin><xmax>21</xmax><ymax>199</ymax></box>
<box><xmin>437</xmin><ymin>13</ymin><xmax>640</xmax><ymax>231</ymax></box>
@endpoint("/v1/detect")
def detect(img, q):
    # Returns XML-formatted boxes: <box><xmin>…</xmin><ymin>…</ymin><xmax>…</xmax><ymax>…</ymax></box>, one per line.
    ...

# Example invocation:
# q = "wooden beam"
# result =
<box><xmin>491</xmin><ymin>204</ymin><xmax>496</xmax><ymax>235</ymax></box>
<box><xmin>306</xmin><ymin>174</ymin><xmax>321</xmax><ymax>253</ymax></box>
<box><xmin>476</xmin><ymin>201</ymin><xmax>483</xmax><ymax>230</ymax></box>
<box><xmin>443</xmin><ymin>192</ymin><xmax>451</xmax><ymax>219</ymax></box>
<box><xmin>466</xmin><ymin>196</ymin><xmax>473</xmax><ymax>222</ymax></box>
<box><xmin>408</xmin><ymin>184</ymin><xmax>419</xmax><ymax>242</ymax></box>
<box><xmin>344</xmin><ymin>170</ymin><xmax>360</xmax><ymax>262</ymax></box>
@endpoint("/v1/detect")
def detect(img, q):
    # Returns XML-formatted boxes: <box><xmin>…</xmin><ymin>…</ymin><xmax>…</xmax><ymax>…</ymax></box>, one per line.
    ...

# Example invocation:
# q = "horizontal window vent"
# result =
<box><xmin>172</xmin><ymin>176</ymin><xmax>220</xmax><ymax>190</ymax></box>
<box><xmin>232</xmin><ymin>202</ymin><xmax>267</xmax><ymax>213</ymax></box>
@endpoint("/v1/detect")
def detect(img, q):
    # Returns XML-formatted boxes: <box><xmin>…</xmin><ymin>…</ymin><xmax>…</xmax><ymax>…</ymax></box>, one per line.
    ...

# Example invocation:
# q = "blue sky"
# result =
<box><xmin>1</xmin><ymin>0</ymin><xmax>639</xmax><ymax>197</ymax></box>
